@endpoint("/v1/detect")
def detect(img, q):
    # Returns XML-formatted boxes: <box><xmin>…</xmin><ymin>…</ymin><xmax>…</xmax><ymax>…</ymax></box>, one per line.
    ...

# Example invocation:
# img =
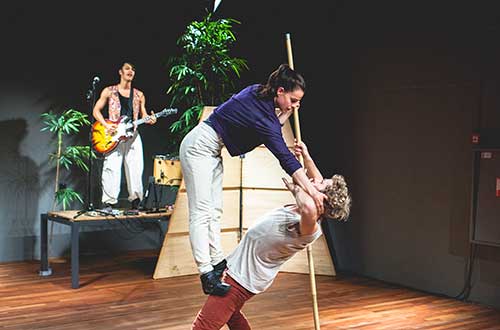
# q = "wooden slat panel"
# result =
<box><xmin>167</xmin><ymin>190</ymin><xmax>240</xmax><ymax>234</ymax></box>
<box><xmin>242</xmin><ymin>147</ymin><xmax>292</xmax><ymax>189</ymax></box>
<box><xmin>241</xmin><ymin>189</ymin><xmax>295</xmax><ymax>228</ymax></box>
<box><xmin>221</xmin><ymin>148</ymin><xmax>242</xmax><ymax>188</ymax></box>
<box><xmin>153</xmin><ymin>230</ymin><xmax>240</xmax><ymax>278</ymax></box>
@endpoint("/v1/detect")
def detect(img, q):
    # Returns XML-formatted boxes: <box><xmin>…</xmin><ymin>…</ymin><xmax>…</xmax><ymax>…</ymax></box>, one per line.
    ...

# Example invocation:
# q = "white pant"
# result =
<box><xmin>179</xmin><ymin>122</ymin><xmax>224</xmax><ymax>274</ymax></box>
<box><xmin>101</xmin><ymin>133</ymin><xmax>144</xmax><ymax>205</ymax></box>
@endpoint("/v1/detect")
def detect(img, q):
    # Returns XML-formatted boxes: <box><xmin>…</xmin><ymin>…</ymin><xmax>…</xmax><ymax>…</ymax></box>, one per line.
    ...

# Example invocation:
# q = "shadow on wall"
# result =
<box><xmin>0</xmin><ymin>119</ymin><xmax>40</xmax><ymax>260</ymax></box>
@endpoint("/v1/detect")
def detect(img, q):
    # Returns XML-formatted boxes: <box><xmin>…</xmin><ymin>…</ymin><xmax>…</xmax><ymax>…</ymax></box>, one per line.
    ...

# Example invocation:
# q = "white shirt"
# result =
<box><xmin>226</xmin><ymin>206</ymin><xmax>322</xmax><ymax>294</ymax></box>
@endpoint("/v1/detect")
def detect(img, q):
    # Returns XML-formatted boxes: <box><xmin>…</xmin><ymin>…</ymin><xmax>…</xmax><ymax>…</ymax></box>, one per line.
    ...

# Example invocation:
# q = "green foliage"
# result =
<box><xmin>56</xmin><ymin>146</ymin><xmax>95</xmax><ymax>171</ymax></box>
<box><xmin>166</xmin><ymin>13</ymin><xmax>249</xmax><ymax>139</ymax></box>
<box><xmin>55</xmin><ymin>185</ymin><xmax>84</xmax><ymax>211</ymax></box>
<box><xmin>41</xmin><ymin>109</ymin><xmax>90</xmax><ymax>134</ymax></box>
<box><xmin>41</xmin><ymin>108</ymin><xmax>93</xmax><ymax>210</ymax></box>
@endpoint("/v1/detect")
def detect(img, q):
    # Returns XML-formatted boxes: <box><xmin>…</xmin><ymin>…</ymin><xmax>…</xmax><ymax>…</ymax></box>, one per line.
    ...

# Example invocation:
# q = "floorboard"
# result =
<box><xmin>0</xmin><ymin>251</ymin><xmax>498</xmax><ymax>330</ymax></box>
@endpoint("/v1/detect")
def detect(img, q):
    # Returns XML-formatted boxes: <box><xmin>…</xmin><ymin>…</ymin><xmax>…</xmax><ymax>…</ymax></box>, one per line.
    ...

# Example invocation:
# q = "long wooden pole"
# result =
<box><xmin>285</xmin><ymin>33</ymin><xmax>321</xmax><ymax>330</ymax></box>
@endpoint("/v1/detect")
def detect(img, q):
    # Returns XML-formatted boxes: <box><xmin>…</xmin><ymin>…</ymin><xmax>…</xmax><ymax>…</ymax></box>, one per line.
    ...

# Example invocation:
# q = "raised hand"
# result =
<box><xmin>293</xmin><ymin>139</ymin><xmax>311</xmax><ymax>160</ymax></box>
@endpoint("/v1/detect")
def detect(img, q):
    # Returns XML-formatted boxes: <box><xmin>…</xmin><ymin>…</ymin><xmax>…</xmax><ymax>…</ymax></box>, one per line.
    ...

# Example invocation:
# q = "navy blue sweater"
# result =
<box><xmin>208</xmin><ymin>84</ymin><xmax>301</xmax><ymax>176</ymax></box>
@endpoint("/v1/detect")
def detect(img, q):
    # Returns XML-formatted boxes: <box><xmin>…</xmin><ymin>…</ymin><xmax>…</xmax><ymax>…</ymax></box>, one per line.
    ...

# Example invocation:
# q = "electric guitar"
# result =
<box><xmin>91</xmin><ymin>107</ymin><xmax>178</xmax><ymax>155</ymax></box>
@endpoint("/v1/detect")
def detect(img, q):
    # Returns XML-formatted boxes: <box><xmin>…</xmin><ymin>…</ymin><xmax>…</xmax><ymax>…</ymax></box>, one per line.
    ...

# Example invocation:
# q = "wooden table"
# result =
<box><xmin>39</xmin><ymin>210</ymin><xmax>172</xmax><ymax>289</ymax></box>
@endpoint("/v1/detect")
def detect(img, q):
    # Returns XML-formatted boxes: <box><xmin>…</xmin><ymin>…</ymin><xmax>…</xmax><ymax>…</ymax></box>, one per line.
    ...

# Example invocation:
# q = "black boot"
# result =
<box><xmin>213</xmin><ymin>259</ymin><xmax>227</xmax><ymax>279</ymax></box>
<box><xmin>200</xmin><ymin>270</ymin><xmax>231</xmax><ymax>296</ymax></box>
<box><xmin>130</xmin><ymin>198</ymin><xmax>141</xmax><ymax>210</ymax></box>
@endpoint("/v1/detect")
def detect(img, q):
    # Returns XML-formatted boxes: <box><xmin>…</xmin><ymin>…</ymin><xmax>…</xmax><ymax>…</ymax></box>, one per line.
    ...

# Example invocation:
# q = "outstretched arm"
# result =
<box><xmin>283</xmin><ymin>178</ymin><xmax>319</xmax><ymax>236</ymax></box>
<box><xmin>262</xmin><ymin>129</ymin><xmax>326</xmax><ymax>215</ymax></box>
<box><xmin>290</xmin><ymin>140</ymin><xmax>327</xmax><ymax>215</ymax></box>
<box><xmin>293</xmin><ymin>140</ymin><xmax>323</xmax><ymax>182</ymax></box>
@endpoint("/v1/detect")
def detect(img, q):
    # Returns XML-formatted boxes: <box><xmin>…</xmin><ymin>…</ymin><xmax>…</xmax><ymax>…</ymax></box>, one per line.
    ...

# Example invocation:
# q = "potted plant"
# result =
<box><xmin>166</xmin><ymin>12</ymin><xmax>249</xmax><ymax>146</ymax></box>
<box><xmin>41</xmin><ymin>109</ymin><xmax>93</xmax><ymax>211</ymax></box>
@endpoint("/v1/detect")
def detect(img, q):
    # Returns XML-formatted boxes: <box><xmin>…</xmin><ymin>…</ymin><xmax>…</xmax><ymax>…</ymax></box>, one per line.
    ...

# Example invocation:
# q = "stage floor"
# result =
<box><xmin>2</xmin><ymin>251</ymin><xmax>499</xmax><ymax>330</ymax></box>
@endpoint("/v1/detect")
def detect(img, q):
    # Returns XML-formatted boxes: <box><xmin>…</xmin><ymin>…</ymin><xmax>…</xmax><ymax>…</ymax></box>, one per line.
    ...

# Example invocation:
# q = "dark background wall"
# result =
<box><xmin>1</xmin><ymin>0</ymin><xmax>499</xmax><ymax>309</ymax></box>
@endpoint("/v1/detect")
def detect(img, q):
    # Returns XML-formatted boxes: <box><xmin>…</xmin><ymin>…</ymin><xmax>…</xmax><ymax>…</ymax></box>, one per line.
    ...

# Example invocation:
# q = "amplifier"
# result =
<box><xmin>153</xmin><ymin>155</ymin><xmax>182</xmax><ymax>186</ymax></box>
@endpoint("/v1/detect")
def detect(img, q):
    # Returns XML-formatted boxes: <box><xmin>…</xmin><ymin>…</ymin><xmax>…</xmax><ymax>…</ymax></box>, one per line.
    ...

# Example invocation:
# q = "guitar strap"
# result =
<box><xmin>128</xmin><ymin>86</ymin><xmax>134</xmax><ymax>117</ymax></box>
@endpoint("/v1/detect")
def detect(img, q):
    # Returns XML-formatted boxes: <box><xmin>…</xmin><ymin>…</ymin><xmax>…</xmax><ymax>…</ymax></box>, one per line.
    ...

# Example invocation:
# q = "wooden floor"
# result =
<box><xmin>0</xmin><ymin>251</ymin><xmax>499</xmax><ymax>330</ymax></box>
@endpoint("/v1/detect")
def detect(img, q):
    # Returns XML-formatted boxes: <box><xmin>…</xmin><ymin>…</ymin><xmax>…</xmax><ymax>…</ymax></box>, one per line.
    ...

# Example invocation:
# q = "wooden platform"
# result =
<box><xmin>2</xmin><ymin>251</ymin><xmax>500</xmax><ymax>330</ymax></box>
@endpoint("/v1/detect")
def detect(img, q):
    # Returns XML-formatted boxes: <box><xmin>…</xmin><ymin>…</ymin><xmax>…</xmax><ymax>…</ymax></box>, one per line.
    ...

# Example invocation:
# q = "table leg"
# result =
<box><xmin>71</xmin><ymin>222</ymin><xmax>80</xmax><ymax>289</ymax></box>
<box><xmin>39</xmin><ymin>213</ymin><xmax>52</xmax><ymax>276</ymax></box>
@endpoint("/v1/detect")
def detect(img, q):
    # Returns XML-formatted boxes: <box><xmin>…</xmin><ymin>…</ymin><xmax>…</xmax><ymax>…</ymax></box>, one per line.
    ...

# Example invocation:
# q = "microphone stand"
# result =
<box><xmin>74</xmin><ymin>78</ymin><xmax>99</xmax><ymax>219</ymax></box>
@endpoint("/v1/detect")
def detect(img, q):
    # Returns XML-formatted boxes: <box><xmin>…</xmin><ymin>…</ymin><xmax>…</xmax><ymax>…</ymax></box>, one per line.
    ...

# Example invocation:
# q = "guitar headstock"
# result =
<box><xmin>157</xmin><ymin>108</ymin><xmax>178</xmax><ymax>117</ymax></box>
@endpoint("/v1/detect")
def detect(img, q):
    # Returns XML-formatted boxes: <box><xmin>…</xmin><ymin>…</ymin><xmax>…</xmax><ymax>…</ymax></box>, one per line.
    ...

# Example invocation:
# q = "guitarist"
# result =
<box><xmin>92</xmin><ymin>61</ymin><xmax>156</xmax><ymax>210</ymax></box>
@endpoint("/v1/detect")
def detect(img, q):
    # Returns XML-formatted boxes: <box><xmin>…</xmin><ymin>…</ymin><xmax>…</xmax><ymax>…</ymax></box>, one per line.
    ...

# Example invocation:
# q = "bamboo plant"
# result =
<box><xmin>166</xmin><ymin>13</ymin><xmax>249</xmax><ymax>142</ymax></box>
<box><xmin>41</xmin><ymin>109</ymin><xmax>93</xmax><ymax>210</ymax></box>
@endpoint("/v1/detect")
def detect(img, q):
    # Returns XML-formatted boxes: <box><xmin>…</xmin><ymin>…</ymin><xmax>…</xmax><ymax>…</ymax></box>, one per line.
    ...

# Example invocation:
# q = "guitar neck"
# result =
<box><xmin>128</xmin><ymin>108</ymin><xmax>176</xmax><ymax>127</ymax></box>
<box><xmin>132</xmin><ymin>113</ymin><xmax>159</xmax><ymax>126</ymax></box>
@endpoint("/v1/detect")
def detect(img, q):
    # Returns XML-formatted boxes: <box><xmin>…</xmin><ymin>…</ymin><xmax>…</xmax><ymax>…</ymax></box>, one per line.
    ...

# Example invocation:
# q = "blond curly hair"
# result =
<box><xmin>323</xmin><ymin>174</ymin><xmax>351</xmax><ymax>221</ymax></box>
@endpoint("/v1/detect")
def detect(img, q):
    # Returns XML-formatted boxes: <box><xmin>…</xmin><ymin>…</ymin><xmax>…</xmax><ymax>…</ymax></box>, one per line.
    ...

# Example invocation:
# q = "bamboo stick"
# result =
<box><xmin>285</xmin><ymin>32</ymin><xmax>321</xmax><ymax>330</ymax></box>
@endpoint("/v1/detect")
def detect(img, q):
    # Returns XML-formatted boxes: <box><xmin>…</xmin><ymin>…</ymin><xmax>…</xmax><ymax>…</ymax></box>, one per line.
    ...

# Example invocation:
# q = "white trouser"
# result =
<box><xmin>101</xmin><ymin>133</ymin><xmax>144</xmax><ymax>205</ymax></box>
<box><xmin>179</xmin><ymin>122</ymin><xmax>224</xmax><ymax>274</ymax></box>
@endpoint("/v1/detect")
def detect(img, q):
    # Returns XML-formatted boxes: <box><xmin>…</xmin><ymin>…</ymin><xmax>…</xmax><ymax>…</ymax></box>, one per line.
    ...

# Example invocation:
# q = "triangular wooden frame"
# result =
<box><xmin>153</xmin><ymin>106</ymin><xmax>335</xmax><ymax>279</ymax></box>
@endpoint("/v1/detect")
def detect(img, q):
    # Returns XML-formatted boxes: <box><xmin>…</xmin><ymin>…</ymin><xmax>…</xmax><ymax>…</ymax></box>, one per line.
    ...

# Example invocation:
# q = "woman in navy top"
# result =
<box><xmin>179</xmin><ymin>64</ymin><xmax>327</xmax><ymax>296</ymax></box>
